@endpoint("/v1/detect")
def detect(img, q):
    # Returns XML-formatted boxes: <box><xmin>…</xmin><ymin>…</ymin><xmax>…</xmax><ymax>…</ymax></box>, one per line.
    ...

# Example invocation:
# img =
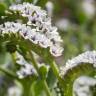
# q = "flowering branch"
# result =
<box><xmin>60</xmin><ymin>51</ymin><xmax>96</xmax><ymax>96</ymax></box>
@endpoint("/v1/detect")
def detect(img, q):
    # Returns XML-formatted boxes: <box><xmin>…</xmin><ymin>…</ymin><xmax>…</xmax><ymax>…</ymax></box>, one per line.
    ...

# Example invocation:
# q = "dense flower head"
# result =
<box><xmin>8</xmin><ymin>86</ymin><xmax>22</xmax><ymax>96</ymax></box>
<box><xmin>9</xmin><ymin>2</ymin><xmax>49</xmax><ymax>25</ymax></box>
<box><xmin>73</xmin><ymin>76</ymin><xmax>96</xmax><ymax>96</ymax></box>
<box><xmin>16</xmin><ymin>64</ymin><xmax>36</xmax><ymax>79</ymax></box>
<box><xmin>16</xmin><ymin>52</ymin><xmax>37</xmax><ymax>79</ymax></box>
<box><xmin>0</xmin><ymin>2</ymin><xmax>63</xmax><ymax>57</ymax></box>
<box><xmin>0</xmin><ymin>21</ymin><xmax>63</xmax><ymax>56</ymax></box>
<box><xmin>60</xmin><ymin>51</ymin><xmax>96</xmax><ymax>76</ymax></box>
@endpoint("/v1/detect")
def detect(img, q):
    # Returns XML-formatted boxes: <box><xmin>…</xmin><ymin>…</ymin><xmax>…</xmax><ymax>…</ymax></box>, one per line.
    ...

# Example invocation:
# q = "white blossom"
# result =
<box><xmin>16</xmin><ymin>64</ymin><xmax>36</xmax><ymax>79</ymax></box>
<box><xmin>0</xmin><ymin>22</ymin><xmax>63</xmax><ymax>56</ymax></box>
<box><xmin>60</xmin><ymin>51</ymin><xmax>96</xmax><ymax>76</ymax></box>
<box><xmin>9</xmin><ymin>2</ymin><xmax>47</xmax><ymax>23</ymax></box>
<box><xmin>82</xmin><ymin>0</ymin><xmax>95</xmax><ymax>18</ymax></box>
<box><xmin>8</xmin><ymin>86</ymin><xmax>22</xmax><ymax>96</ymax></box>
<box><xmin>73</xmin><ymin>76</ymin><xmax>96</xmax><ymax>96</ymax></box>
<box><xmin>0</xmin><ymin>2</ymin><xmax>63</xmax><ymax>57</ymax></box>
<box><xmin>50</xmin><ymin>45</ymin><xmax>64</xmax><ymax>57</ymax></box>
<box><xmin>15</xmin><ymin>52</ymin><xmax>37</xmax><ymax>79</ymax></box>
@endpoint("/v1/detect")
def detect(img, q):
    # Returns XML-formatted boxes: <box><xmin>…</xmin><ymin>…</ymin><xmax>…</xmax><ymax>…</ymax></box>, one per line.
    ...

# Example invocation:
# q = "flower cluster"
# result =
<box><xmin>16</xmin><ymin>64</ymin><xmax>36</xmax><ymax>79</ymax></box>
<box><xmin>16</xmin><ymin>52</ymin><xmax>37</xmax><ymax>79</ymax></box>
<box><xmin>60</xmin><ymin>51</ymin><xmax>96</xmax><ymax>76</ymax></box>
<box><xmin>0</xmin><ymin>2</ymin><xmax>63</xmax><ymax>57</ymax></box>
<box><xmin>9</xmin><ymin>2</ymin><xmax>49</xmax><ymax>26</ymax></box>
<box><xmin>73</xmin><ymin>76</ymin><xmax>96</xmax><ymax>96</ymax></box>
<box><xmin>8</xmin><ymin>86</ymin><xmax>22</xmax><ymax>96</ymax></box>
<box><xmin>0</xmin><ymin>21</ymin><xmax>63</xmax><ymax>56</ymax></box>
<box><xmin>9</xmin><ymin>3</ymin><xmax>63</xmax><ymax>56</ymax></box>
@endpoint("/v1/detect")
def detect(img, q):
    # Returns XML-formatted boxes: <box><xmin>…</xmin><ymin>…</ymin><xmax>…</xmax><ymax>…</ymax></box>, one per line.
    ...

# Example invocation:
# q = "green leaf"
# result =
<box><xmin>19</xmin><ymin>76</ymin><xmax>37</xmax><ymax>96</ymax></box>
<box><xmin>47</xmin><ymin>69</ymin><xmax>57</xmax><ymax>88</ymax></box>
<box><xmin>39</xmin><ymin>65</ymin><xmax>48</xmax><ymax>79</ymax></box>
<box><xmin>31</xmin><ymin>79</ymin><xmax>46</xmax><ymax>96</ymax></box>
<box><xmin>0</xmin><ymin>3</ymin><xmax>7</xmax><ymax>16</ymax></box>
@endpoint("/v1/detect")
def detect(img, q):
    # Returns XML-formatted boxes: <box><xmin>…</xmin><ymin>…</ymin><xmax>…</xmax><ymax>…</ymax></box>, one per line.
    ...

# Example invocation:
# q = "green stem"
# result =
<box><xmin>22</xmin><ymin>83</ymin><xmax>31</xmax><ymax>96</ymax></box>
<box><xmin>0</xmin><ymin>67</ymin><xmax>17</xmax><ymax>79</ymax></box>
<box><xmin>11</xmin><ymin>53</ymin><xmax>16</xmax><ymax>63</ymax></box>
<box><xmin>28</xmin><ymin>51</ymin><xmax>52</xmax><ymax>96</ymax></box>
<box><xmin>50</xmin><ymin>61</ymin><xmax>60</xmax><ymax>79</ymax></box>
<box><xmin>43</xmin><ymin>80</ymin><xmax>52</xmax><ymax>96</ymax></box>
<box><xmin>50</xmin><ymin>60</ymin><xmax>64</xmax><ymax>85</ymax></box>
<box><xmin>28</xmin><ymin>51</ymin><xmax>39</xmax><ymax>73</ymax></box>
<box><xmin>23</xmin><ymin>39</ymin><xmax>63</xmax><ymax>85</ymax></box>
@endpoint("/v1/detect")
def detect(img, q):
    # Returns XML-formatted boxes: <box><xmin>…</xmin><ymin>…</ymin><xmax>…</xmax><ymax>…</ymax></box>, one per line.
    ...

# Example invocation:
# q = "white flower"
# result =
<box><xmin>73</xmin><ymin>76</ymin><xmax>96</xmax><ymax>96</ymax></box>
<box><xmin>8</xmin><ymin>86</ymin><xmax>22</xmax><ymax>96</ymax></box>
<box><xmin>16</xmin><ymin>64</ymin><xmax>36</xmax><ymax>79</ymax></box>
<box><xmin>36</xmin><ymin>34</ymin><xmax>52</xmax><ymax>48</ymax></box>
<box><xmin>50</xmin><ymin>45</ymin><xmax>64</xmax><ymax>57</ymax></box>
<box><xmin>0</xmin><ymin>22</ymin><xmax>22</xmax><ymax>34</ymax></box>
<box><xmin>0</xmin><ymin>21</ymin><xmax>63</xmax><ymax>56</ymax></box>
<box><xmin>15</xmin><ymin>52</ymin><xmax>37</xmax><ymax>79</ymax></box>
<box><xmin>16</xmin><ymin>52</ymin><xmax>27</xmax><ymax>65</ymax></box>
<box><xmin>1</xmin><ymin>3</ymin><xmax>63</xmax><ymax>57</ymax></box>
<box><xmin>82</xmin><ymin>0</ymin><xmax>95</xmax><ymax>18</ymax></box>
<box><xmin>9</xmin><ymin>2</ymin><xmax>46</xmax><ymax>18</ymax></box>
<box><xmin>60</xmin><ymin>51</ymin><xmax>96</xmax><ymax>76</ymax></box>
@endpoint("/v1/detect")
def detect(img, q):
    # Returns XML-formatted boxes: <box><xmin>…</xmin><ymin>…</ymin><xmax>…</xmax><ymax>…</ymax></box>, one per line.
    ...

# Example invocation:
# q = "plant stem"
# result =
<box><xmin>28</xmin><ymin>51</ymin><xmax>52</xmax><ymax>96</ymax></box>
<box><xmin>50</xmin><ymin>61</ymin><xmax>60</xmax><ymax>78</ymax></box>
<box><xmin>50</xmin><ymin>60</ymin><xmax>64</xmax><ymax>84</ymax></box>
<box><xmin>28</xmin><ymin>51</ymin><xmax>39</xmax><ymax>73</ymax></box>
<box><xmin>22</xmin><ymin>83</ymin><xmax>31</xmax><ymax>96</ymax></box>
<box><xmin>11</xmin><ymin>53</ymin><xmax>16</xmax><ymax>63</ymax></box>
<box><xmin>0</xmin><ymin>67</ymin><xmax>17</xmax><ymax>79</ymax></box>
<box><xmin>43</xmin><ymin>80</ymin><xmax>52</xmax><ymax>96</ymax></box>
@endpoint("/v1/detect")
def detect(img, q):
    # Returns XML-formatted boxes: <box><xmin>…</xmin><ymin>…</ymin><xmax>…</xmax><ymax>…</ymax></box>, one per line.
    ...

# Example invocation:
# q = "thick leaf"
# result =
<box><xmin>0</xmin><ymin>3</ymin><xmax>7</xmax><ymax>16</ymax></box>
<box><xmin>31</xmin><ymin>79</ymin><xmax>46</xmax><ymax>96</ymax></box>
<box><xmin>47</xmin><ymin>69</ymin><xmax>57</xmax><ymax>88</ymax></box>
<box><xmin>39</xmin><ymin>65</ymin><xmax>48</xmax><ymax>79</ymax></box>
